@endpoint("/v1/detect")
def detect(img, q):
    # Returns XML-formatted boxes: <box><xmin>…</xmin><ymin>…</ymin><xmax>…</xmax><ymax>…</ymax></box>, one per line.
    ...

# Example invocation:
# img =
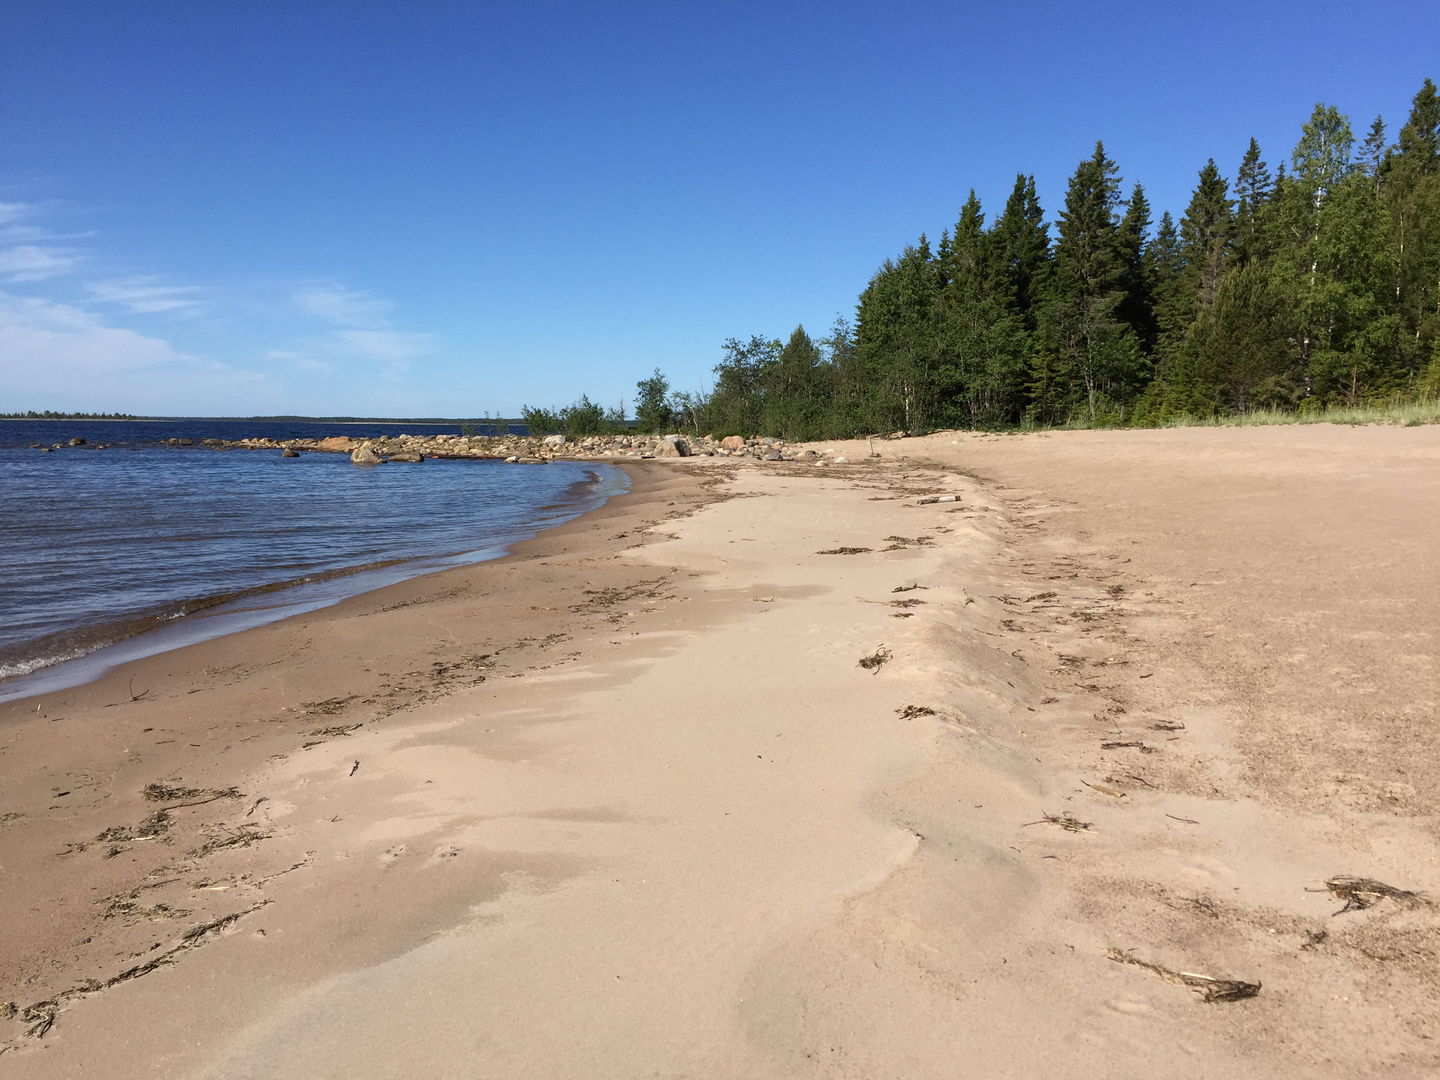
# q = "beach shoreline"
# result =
<box><xmin>3</xmin><ymin>427</ymin><xmax>1438</xmax><ymax>1079</ymax></box>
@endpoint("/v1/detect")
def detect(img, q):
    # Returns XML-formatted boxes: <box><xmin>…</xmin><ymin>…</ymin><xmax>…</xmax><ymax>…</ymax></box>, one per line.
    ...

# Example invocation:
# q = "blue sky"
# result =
<box><xmin>2</xmin><ymin>0</ymin><xmax>1436</xmax><ymax>417</ymax></box>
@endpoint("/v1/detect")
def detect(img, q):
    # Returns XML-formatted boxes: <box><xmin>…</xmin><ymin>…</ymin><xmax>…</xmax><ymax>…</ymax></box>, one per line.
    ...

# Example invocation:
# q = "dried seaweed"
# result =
<box><xmin>891</xmin><ymin>583</ymin><xmax>928</xmax><ymax>593</ymax></box>
<box><xmin>896</xmin><ymin>705</ymin><xmax>936</xmax><ymax>720</ymax></box>
<box><xmin>817</xmin><ymin>546</ymin><xmax>872</xmax><ymax>555</ymax></box>
<box><xmin>1024</xmin><ymin>811</ymin><xmax>1093</xmax><ymax>832</ymax></box>
<box><xmin>1106</xmin><ymin>948</ymin><xmax>1260</xmax><ymax>1003</ymax></box>
<box><xmin>1320</xmin><ymin>876</ymin><xmax>1431</xmax><ymax>915</ymax></box>
<box><xmin>308</xmin><ymin>723</ymin><xmax>362</xmax><ymax>738</ymax></box>
<box><xmin>142</xmin><ymin>783</ymin><xmax>204</xmax><ymax>802</ymax></box>
<box><xmin>857</xmin><ymin>645</ymin><xmax>892</xmax><ymax>673</ymax></box>
<box><xmin>1101</xmin><ymin>740</ymin><xmax>1156</xmax><ymax>754</ymax></box>
<box><xmin>188</xmin><ymin>827</ymin><xmax>269</xmax><ymax>858</ymax></box>
<box><xmin>301</xmin><ymin>695</ymin><xmax>358</xmax><ymax>715</ymax></box>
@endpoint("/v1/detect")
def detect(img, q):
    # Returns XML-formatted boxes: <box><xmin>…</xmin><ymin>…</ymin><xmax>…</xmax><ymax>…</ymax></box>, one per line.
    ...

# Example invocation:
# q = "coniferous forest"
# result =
<box><xmin>550</xmin><ymin>80</ymin><xmax>1440</xmax><ymax>440</ymax></box>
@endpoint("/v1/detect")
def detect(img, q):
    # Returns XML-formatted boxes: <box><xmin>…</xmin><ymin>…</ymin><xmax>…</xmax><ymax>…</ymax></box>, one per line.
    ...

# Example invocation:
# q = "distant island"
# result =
<box><xmin>0</xmin><ymin>412</ymin><xmax>523</xmax><ymax>425</ymax></box>
<box><xmin>0</xmin><ymin>411</ymin><xmax>141</xmax><ymax>420</ymax></box>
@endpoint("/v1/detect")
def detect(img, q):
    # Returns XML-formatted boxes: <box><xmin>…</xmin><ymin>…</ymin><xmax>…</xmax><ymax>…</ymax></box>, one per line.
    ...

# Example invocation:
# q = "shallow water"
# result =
<box><xmin>0</xmin><ymin>422</ymin><xmax>624</xmax><ymax>698</ymax></box>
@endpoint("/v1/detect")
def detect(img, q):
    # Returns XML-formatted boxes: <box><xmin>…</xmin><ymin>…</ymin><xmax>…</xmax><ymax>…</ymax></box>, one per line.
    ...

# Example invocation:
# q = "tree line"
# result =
<box><xmin>0</xmin><ymin>410</ymin><xmax>140</xmax><ymax>420</ymax></box>
<box><xmin>529</xmin><ymin>78</ymin><xmax>1439</xmax><ymax>439</ymax></box>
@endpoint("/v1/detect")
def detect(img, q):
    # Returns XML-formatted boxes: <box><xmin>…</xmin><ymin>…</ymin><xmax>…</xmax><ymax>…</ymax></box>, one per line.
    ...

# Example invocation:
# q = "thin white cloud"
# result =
<box><xmin>0</xmin><ymin>291</ymin><xmax>268</xmax><ymax>408</ymax></box>
<box><xmin>294</xmin><ymin>284</ymin><xmax>392</xmax><ymax>329</ymax></box>
<box><xmin>332</xmin><ymin>329</ymin><xmax>431</xmax><ymax>363</ymax></box>
<box><xmin>265</xmin><ymin>347</ymin><xmax>336</xmax><ymax>375</ymax></box>
<box><xmin>0</xmin><ymin>243</ymin><xmax>82</xmax><ymax>281</ymax></box>
<box><xmin>289</xmin><ymin>282</ymin><xmax>433</xmax><ymax>380</ymax></box>
<box><xmin>89</xmin><ymin>276</ymin><xmax>207</xmax><ymax>315</ymax></box>
<box><xmin>0</xmin><ymin>202</ymin><xmax>31</xmax><ymax>227</ymax></box>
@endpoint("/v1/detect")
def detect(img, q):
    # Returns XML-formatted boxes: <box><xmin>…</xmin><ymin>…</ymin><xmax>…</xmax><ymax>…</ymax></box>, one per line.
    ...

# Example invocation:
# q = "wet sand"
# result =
<box><xmin>2</xmin><ymin>426</ymin><xmax>1437</xmax><ymax>1079</ymax></box>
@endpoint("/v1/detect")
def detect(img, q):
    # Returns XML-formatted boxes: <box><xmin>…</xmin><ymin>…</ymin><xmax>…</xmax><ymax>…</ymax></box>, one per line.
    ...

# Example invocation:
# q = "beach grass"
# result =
<box><xmin>1153</xmin><ymin>397</ymin><xmax>1440</xmax><ymax>429</ymax></box>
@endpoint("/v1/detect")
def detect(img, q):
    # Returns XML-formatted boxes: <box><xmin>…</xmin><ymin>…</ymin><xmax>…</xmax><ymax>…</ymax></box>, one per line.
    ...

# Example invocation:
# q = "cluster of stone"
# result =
<box><xmin>172</xmin><ymin>432</ymin><xmax>836</xmax><ymax>465</ymax></box>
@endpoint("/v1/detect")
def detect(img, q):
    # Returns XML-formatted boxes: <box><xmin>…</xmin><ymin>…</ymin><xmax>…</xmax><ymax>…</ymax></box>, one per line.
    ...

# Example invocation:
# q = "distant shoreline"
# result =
<box><xmin>0</xmin><ymin>416</ymin><xmax>520</xmax><ymax>425</ymax></box>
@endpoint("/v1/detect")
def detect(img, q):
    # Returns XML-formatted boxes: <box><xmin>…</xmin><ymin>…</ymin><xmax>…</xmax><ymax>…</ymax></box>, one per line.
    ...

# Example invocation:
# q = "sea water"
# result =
<box><xmin>0</xmin><ymin>420</ymin><xmax>626</xmax><ymax>700</ymax></box>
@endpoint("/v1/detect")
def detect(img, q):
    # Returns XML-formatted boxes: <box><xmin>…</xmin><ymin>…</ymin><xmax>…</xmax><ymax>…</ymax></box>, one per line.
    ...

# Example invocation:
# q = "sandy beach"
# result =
<box><xmin>2</xmin><ymin>425</ymin><xmax>1438</xmax><ymax>1079</ymax></box>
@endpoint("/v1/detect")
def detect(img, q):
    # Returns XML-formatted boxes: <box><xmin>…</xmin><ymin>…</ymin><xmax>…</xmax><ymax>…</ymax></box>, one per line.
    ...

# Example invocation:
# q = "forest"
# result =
<box><xmin>530</xmin><ymin>79</ymin><xmax>1440</xmax><ymax>439</ymax></box>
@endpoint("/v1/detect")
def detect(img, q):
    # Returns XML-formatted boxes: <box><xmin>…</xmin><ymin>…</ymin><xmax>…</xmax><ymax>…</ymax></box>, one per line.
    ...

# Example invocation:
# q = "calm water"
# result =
<box><xmin>0</xmin><ymin>420</ymin><xmax>624</xmax><ymax>700</ymax></box>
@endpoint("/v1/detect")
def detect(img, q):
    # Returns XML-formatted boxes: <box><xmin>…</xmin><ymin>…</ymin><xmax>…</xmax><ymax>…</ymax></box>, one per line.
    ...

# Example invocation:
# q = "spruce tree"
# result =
<box><xmin>1233</xmin><ymin>138</ymin><xmax>1274</xmax><ymax>264</ymax></box>
<box><xmin>1116</xmin><ymin>183</ymin><xmax>1157</xmax><ymax>349</ymax></box>
<box><xmin>1385</xmin><ymin>78</ymin><xmax>1440</xmax><ymax>383</ymax></box>
<box><xmin>1038</xmin><ymin>142</ymin><xmax>1142</xmax><ymax>422</ymax></box>
<box><xmin>1360</xmin><ymin>116</ymin><xmax>1388</xmax><ymax>193</ymax></box>
<box><xmin>1178</xmin><ymin>159</ymin><xmax>1234</xmax><ymax>314</ymax></box>
<box><xmin>990</xmin><ymin>174</ymin><xmax>1050</xmax><ymax>328</ymax></box>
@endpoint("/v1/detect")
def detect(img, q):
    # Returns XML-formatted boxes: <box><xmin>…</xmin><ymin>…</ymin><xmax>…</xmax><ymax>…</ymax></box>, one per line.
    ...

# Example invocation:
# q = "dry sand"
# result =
<box><xmin>1</xmin><ymin>425</ymin><xmax>1437</xmax><ymax>1078</ymax></box>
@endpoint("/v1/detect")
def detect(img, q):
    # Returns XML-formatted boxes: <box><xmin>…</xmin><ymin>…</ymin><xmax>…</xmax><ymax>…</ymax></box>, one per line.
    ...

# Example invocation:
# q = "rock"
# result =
<box><xmin>280</xmin><ymin>448</ymin><xmax>300</xmax><ymax>458</ymax></box>
<box><xmin>38</xmin><ymin>446</ymin><xmax>54</xmax><ymax>453</ymax></box>
<box><xmin>720</xmin><ymin>435</ymin><xmax>746</xmax><ymax>452</ymax></box>
<box><xmin>387</xmin><ymin>452</ymin><xmax>425</xmax><ymax>463</ymax></box>
<box><xmin>542</xmin><ymin>434</ymin><xmax>567</xmax><ymax>447</ymax></box>
<box><xmin>655</xmin><ymin>435</ymin><xmax>691</xmax><ymax>458</ymax></box>
<box><xmin>515</xmin><ymin>456</ymin><xmax>548</xmax><ymax>465</ymax></box>
<box><xmin>763</xmin><ymin>450</ymin><xmax>783</xmax><ymax>461</ymax></box>
<box><xmin>350</xmin><ymin>443</ymin><xmax>383</xmax><ymax>465</ymax></box>
<box><xmin>760</xmin><ymin>436</ymin><xmax>779</xmax><ymax>446</ymax></box>
<box><xmin>316</xmin><ymin>436</ymin><xmax>357</xmax><ymax>453</ymax></box>
<box><xmin>68</xmin><ymin>436</ymin><xmax>86</xmax><ymax>446</ymax></box>
<box><xmin>504</xmin><ymin>456</ymin><xmax>519</xmax><ymax>463</ymax></box>
<box><xmin>917</xmin><ymin>495</ymin><xmax>958</xmax><ymax>504</ymax></box>
<box><xmin>833</xmin><ymin>456</ymin><xmax>849</xmax><ymax>464</ymax></box>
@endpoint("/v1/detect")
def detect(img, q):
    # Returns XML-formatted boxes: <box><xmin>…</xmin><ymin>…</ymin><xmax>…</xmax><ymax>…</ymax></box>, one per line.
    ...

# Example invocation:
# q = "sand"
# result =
<box><xmin>1</xmin><ymin>425</ymin><xmax>1437</xmax><ymax>1078</ymax></box>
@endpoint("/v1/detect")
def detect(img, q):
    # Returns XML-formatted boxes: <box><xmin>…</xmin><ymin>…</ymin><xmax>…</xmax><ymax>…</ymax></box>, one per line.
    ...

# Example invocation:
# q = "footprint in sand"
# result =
<box><xmin>380</xmin><ymin>843</ymin><xmax>408</xmax><ymax>865</ymax></box>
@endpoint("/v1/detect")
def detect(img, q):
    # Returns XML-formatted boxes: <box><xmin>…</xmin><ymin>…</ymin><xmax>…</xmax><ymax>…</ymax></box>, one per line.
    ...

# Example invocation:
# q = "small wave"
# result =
<box><xmin>0</xmin><ymin>645</ymin><xmax>92</xmax><ymax>681</ymax></box>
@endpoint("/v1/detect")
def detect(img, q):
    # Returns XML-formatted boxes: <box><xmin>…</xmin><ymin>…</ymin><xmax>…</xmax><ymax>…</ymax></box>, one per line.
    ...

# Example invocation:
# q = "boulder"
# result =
<box><xmin>316</xmin><ymin>436</ymin><xmax>357</xmax><ymax>453</ymax></box>
<box><xmin>68</xmin><ymin>436</ymin><xmax>87</xmax><ymax>446</ymax></box>
<box><xmin>763</xmin><ymin>449</ymin><xmax>783</xmax><ymax>461</ymax></box>
<box><xmin>387</xmin><ymin>452</ymin><xmax>425</xmax><ymax>463</ymax></box>
<box><xmin>515</xmin><ymin>456</ymin><xmax>548</xmax><ymax>465</ymax></box>
<box><xmin>655</xmin><ymin>435</ymin><xmax>691</xmax><ymax>458</ymax></box>
<box><xmin>280</xmin><ymin>448</ymin><xmax>300</xmax><ymax>458</ymax></box>
<box><xmin>719</xmin><ymin>435</ymin><xmax>746</xmax><ymax>452</ymax></box>
<box><xmin>542</xmin><ymin>434</ymin><xmax>567</xmax><ymax>447</ymax></box>
<box><xmin>350</xmin><ymin>443</ymin><xmax>383</xmax><ymax>465</ymax></box>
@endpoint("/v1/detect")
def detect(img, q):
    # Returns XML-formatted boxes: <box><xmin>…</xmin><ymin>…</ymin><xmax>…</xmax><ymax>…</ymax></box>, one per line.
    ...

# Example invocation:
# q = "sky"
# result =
<box><xmin>2</xmin><ymin>0</ymin><xmax>1437</xmax><ymax>417</ymax></box>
